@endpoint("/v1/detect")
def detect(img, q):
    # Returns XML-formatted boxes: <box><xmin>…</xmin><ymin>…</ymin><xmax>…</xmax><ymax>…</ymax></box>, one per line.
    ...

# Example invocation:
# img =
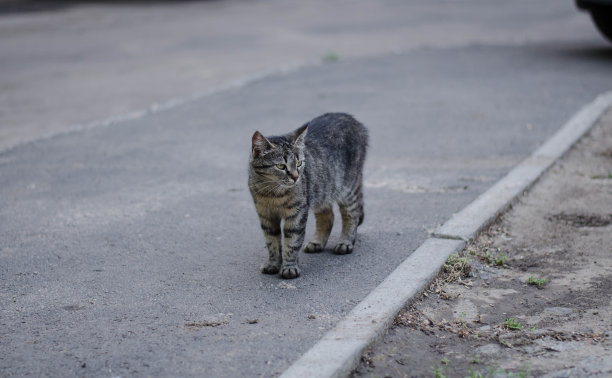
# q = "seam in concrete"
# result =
<box><xmin>280</xmin><ymin>91</ymin><xmax>612</xmax><ymax>378</ymax></box>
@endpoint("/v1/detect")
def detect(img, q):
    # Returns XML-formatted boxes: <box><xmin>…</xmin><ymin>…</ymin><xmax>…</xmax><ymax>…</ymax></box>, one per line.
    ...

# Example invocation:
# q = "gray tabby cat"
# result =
<box><xmin>248</xmin><ymin>113</ymin><xmax>368</xmax><ymax>279</ymax></box>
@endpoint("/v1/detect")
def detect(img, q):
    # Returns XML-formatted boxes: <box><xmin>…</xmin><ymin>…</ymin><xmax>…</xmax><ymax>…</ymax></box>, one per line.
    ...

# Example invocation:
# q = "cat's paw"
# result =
<box><xmin>303</xmin><ymin>242</ymin><xmax>323</xmax><ymax>253</ymax></box>
<box><xmin>333</xmin><ymin>241</ymin><xmax>353</xmax><ymax>255</ymax></box>
<box><xmin>280</xmin><ymin>266</ymin><xmax>300</xmax><ymax>279</ymax></box>
<box><xmin>261</xmin><ymin>262</ymin><xmax>281</xmax><ymax>275</ymax></box>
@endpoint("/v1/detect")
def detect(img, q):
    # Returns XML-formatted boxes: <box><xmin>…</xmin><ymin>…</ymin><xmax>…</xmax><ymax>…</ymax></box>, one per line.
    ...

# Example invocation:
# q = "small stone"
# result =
<box><xmin>529</xmin><ymin>329</ymin><xmax>549</xmax><ymax>337</ymax></box>
<box><xmin>307</xmin><ymin>315</ymin><xmax>316</xmax><ymax>320</ymax></box>
<box><xmin>577</xmin><ymin>328</ymin><xmax>594</xmax><ymax>334</ymax></box>
<box><xmin>535</xmin><ymin>339</ymin><xmax>578</xmax><ymax>352</ymax></box>
<box><xmin>544</xmin><ymin>307</ymin><xmax>573</xmax><ymax>316</ymax></box>
<box><xmin>278</xmin><ymin>281</ymin><xmax>297</xmax><ymax>290</ymax></box>
<box><xmin>475</xmin><ymin>343</ymin><xmax>501</xmax><ymax>355</ymax></box>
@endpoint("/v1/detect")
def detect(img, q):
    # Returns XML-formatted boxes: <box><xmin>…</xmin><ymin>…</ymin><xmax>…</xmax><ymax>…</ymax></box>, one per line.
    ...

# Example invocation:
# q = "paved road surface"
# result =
<box><xmin>1</xmin><ymin>1</ymin><xmax>612</xmax><ymax>377</ymax></box>
<box><xmin>0</xmin><ymin>0</ymin><xmax>602</xmax><ymax>152</ymax></box>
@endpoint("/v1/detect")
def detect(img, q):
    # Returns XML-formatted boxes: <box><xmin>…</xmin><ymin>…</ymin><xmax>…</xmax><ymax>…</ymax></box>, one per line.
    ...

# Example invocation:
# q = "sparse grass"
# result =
<box><xmin>465</xmin><ymin>365</ymin><xmax>529</xmax><ymax>378</ymax></box>
<box><xmin>456</xmin><ymin>311</ymin><xmax>468</xmax><ymax>326</ymax></box>
<box><xmin>503</xmin><ymin>317</ymin><xmax>523</xmax><ymax>330</ymax></box>
<box><xmin>591</xmin><ymin>172</ymin><xmax>612</xmax><ymax>179</ymax></box>
<box><xmin>493</xmin><ymin>368</ymin><xmax>529</xmax><ymax>378</ymax></box>
<box><xmin>443</xmin><ymin>253</ymin><xmax>471</xmax><ymax>279</ymax></box>
<box><xmin>527</xmin><ymin>275</ymin><xmax>547</xmax><ymax>289</ymax></box>
<box><xmin>484</xmin><ymin>249</ymin><xmax>506</xmax><ymax>266</ymax></box>
<box><xmin>433</xmin><ymin>365</ymin><xmax>447</xmax><ymax>378</ymax></box>
<box><xmin>322</xmin><ymin>52</ymin><xmax>339</xmax><ymax>62</ymax></box>
<box><xmin>430</xmin><ymin>252</ymin><xmax>472</xmax><ymax>296</ymax></box>
<box><xmin>493</xmin><ymin>254</ymin><xmax>507</xmax><ymax>266</ymax></box>
<box><xmin>446</xmin><ymin>253</ymin><xmax>467</xmax><ymax>265</ymax></box>
<box><xmin>473</xmin><ymin>247</ymin><xmax>507</xmax><ymax>267</ymax></box>
<box><xmin>432</xmin><ymin>358</ymin><xmax>450</xmax><ymax>378</ymax></box>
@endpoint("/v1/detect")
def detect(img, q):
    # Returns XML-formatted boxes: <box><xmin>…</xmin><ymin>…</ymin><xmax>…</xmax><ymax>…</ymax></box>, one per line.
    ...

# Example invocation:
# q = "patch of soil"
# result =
<box><xmin>596</xmin><ymin>149</ymin><xmax>612</xmax><ymax>159</ymax></box>
<box><xmin>549</xmin><ymin>212</ymin><xmax>612</xmax><ymax>227</ymax></box>
<box><xmin>183</xmin><ymin>320</ymin><xmax>228</xmax><ymax>329</ymax></box>
<box><xmin>352</xmin><ymin>112</ymin><xmax>612</xmax><ymax>378</ymax></box>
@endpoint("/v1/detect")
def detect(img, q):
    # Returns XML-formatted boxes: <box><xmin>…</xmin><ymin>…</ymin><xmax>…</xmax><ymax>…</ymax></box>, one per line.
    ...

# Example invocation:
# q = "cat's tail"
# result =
<box><xmin>357</xmin><ymin>203</ymin><xmax>364</xmax><ymax>226</ymax></box>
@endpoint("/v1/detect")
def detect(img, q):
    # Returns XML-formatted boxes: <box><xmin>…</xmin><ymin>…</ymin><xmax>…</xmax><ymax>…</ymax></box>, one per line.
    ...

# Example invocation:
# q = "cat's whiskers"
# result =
<box><xmin>250</xmin><ymin>178</ymin><xmax>285</xmax><ymax>196</ymax></box>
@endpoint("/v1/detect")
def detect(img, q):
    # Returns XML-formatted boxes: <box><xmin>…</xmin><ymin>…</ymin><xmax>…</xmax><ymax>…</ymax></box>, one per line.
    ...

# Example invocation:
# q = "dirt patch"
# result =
<box><xmin>352</xmin><ymin>112</ymin><xmax>612</xmax><ymax>377</ymax></box>
<box><xmin>596</xmin><ymin>149</ymin><xmax>612</xmax><ymax>159</ymax></box>
<box><xmin>183</xmin><ymin>320</ymin><xmax>228</xmax><ymax>329</ymax></box>
<box><xmin>549</xmin><ymin>212</ymin><xmax>612</xmax><ymax>227</ymax></box>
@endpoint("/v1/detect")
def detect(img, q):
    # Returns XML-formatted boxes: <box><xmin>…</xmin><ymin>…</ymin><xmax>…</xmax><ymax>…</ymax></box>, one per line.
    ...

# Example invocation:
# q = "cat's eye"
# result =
<box><xmin>275</xmin><ymin>164</ymin><xmax>286</xmax><ymax>170</ymax></box>
<box><xmin>297</xmin><ymin>160</ymin><xmax>303</xmax><ymax>167</ymax></box>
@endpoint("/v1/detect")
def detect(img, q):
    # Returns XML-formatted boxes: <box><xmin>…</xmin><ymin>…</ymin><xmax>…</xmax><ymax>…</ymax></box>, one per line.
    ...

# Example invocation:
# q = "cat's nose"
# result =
<box><xmin>289</xmin><ymin>171</ymin><xmax>299</xmax><ymax>182</ymax></box>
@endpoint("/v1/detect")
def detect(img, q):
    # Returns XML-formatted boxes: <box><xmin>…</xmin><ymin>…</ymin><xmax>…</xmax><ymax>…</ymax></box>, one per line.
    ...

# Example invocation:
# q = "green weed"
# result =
<box><xmin>322</xmin><ymin>53</ymin><xmax>339</xmax><ymax>62</ymax></box>
<box><xmin>465</xmin><ymin>364</ymin><xmax>529</xmax><ymax>378</ymax></box>
<box><xmin>504</xmin><ymin>317</ymin><xmax>523</xmax><ymax>330</ymax></box>
<box><xmin>527</xmin><ymin>275</ymin><xmax>547</xmax><ymax>289</ymax></box>
<box><xmin>443</xmin><ymin>253</ymin><xmax>471</xmax><ymax>279</ymax></box>
<box><xmin>482</xmin><ymin>248</ymin><xmax>507</xmax><ymax>266</ymax></box>
<box><xmin>433</xmin><ymin>358</ymin><xmax>450</xmax><ymax>378</ymax></box>
<box><xmin>433</xmin><ymin>366</ymin><xmax>447</xmax><ymax>378</ymax></box>
<box><xmin>591</xmin><ymin>172</ymin><xmax>612</xmax><ymax>179</ymax></box>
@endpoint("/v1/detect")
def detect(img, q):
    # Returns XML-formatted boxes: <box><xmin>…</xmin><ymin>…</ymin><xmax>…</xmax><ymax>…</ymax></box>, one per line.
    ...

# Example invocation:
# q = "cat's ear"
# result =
<box><xmin>290</xmin><ymin>124</ymin><xmax>308</xmax><ymax>148</ymax></box>
<box><xmin>252</xmin><ymin>131</ymin><xmax>274</xmax><ymax>158</ymax></box>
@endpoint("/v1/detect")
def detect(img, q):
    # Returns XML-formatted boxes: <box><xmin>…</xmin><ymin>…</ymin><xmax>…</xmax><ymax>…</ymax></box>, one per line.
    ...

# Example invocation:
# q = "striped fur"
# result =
<box><xmin>248</xmin><ymin>113</ymin><xmax>368</xmax><ymax>279</ymax></box>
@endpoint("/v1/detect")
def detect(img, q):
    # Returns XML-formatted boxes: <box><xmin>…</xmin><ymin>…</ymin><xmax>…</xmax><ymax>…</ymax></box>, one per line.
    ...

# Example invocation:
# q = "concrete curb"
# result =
<box><xmin>280</xmin><ymin>91</ymin><xmax>612</xmax><ymax>378</ymax></box>
<box><xmin>280</xmin><ymin>238</ymin><xmax>466</xmax><ymax>378</ymax></box>
<box><xmin>434</xmin><ymin>91</ymin><xmax>612</xmax><ymax>242</ymax></box>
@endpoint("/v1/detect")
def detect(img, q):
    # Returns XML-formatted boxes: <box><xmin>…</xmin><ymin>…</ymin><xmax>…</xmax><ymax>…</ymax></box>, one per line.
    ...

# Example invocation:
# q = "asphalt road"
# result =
<box><xmin>1</xmin><ymin>2</ymin><xmax>612</xmax><ymax>378</ymax></box>
<box><xmin>0</xmin><ymin>0</ymin><xmax>601</xmax><ymax>152</ymax></box>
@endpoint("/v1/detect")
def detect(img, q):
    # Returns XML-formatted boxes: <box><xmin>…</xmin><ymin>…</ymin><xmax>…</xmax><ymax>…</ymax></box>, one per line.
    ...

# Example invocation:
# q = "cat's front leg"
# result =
<box><xmin>259</xmin><ymin>215</ymin><xmax>282</xmax><ymax>274</ymax></box>
<box><xmin>281</xmin><ymin>207</ymin><xmax>308</xmax><ymax>279</ymax></box>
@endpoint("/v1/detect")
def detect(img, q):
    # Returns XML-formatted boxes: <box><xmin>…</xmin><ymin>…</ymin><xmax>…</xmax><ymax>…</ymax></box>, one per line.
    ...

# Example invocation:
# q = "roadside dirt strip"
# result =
<box><xmin>353</xmin><ymin>110</ymin><xmax>612</xmax><ymax>377</ymax></box>
<box><xmin>281</xmin><ymin>94</ymin><xmax>612</xmax><ymax>378</ymax></box>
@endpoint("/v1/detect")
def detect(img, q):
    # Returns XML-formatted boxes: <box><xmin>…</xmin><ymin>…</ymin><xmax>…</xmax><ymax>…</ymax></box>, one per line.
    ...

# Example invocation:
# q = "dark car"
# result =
<box><xmin>577</xmin><ymin>0</ymin><xmax>612</xmax><ymax>42</ymax></box>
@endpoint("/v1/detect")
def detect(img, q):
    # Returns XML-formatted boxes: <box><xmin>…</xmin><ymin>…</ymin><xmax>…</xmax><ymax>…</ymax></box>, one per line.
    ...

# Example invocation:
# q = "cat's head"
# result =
<box><xmin>250</xmin><ymin>124</ymin><xmax>308</xmax><ymax>188</ymax></box>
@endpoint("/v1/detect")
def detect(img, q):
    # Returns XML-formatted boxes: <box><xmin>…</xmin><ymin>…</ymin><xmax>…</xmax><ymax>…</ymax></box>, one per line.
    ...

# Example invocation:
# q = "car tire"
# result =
<box><xmin>590</xmin><ymin>8</ymin><xmax>612</xmax><ymax>43</ymax></box>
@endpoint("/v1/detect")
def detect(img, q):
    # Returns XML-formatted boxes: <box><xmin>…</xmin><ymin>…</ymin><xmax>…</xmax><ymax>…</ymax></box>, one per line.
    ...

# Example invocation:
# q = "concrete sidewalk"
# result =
<box><xmin>353</xmin><ymin>110</ymin><xmax>612</xmax><ymax>377</ymax></box>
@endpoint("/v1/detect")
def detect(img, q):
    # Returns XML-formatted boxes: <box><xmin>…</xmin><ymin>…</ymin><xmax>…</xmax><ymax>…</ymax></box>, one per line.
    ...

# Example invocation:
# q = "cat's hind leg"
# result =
<box><xmin>334</xmin><ymin>188</ymin><xmax>363</xmax><ymax>255</ymax></box>
<box><xmin>304</xmin><ymin>206</ymin><xmax>334</xmax><ymax>253</ymax></box>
